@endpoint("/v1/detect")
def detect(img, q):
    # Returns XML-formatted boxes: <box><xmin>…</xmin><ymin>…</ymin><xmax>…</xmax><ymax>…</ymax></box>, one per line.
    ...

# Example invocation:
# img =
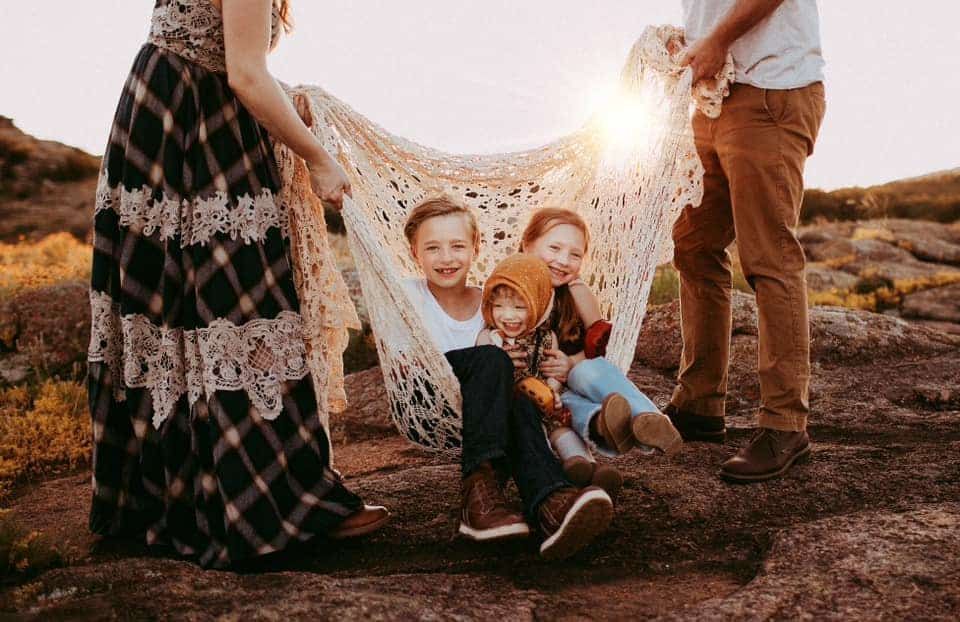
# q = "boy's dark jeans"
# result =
<box><xmin>446</xmin><ymin>345</ymin><xmax>569</xmax><ymax>518</ymax></box>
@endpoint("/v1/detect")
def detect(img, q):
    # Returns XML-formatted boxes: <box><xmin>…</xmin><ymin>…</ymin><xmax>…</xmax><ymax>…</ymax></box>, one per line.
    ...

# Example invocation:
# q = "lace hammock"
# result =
<box><xmin>276</xmin><ymin>26</ymin><xmax>733</xmax><ymax>452</ymax></box>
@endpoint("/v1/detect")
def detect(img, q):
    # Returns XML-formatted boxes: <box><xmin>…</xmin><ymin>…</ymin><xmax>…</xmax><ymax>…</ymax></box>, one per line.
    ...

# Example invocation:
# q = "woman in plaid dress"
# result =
<box><xmin>87</xmin><ymin>0</ymin><xmax>388</xmax><ymax>568</ymax></box>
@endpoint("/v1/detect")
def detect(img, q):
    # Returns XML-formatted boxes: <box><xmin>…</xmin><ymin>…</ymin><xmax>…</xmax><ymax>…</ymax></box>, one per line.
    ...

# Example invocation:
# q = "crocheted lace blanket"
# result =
<box><xmin>278</xmin><ymin>25</ymin><xmax>733</xmax><ymax>452</ymax></box>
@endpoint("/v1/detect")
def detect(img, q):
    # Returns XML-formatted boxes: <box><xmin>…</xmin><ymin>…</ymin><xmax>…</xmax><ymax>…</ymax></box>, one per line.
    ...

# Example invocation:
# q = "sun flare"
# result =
<box><xmin>596</xmin><ymin>87</ymin><xmax>661</xmax><ymax>168</ymax></box>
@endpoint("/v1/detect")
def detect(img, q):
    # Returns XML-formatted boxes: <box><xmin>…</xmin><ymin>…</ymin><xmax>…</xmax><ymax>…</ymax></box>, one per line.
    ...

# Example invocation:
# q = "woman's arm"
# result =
<box><xmin>221</xmin><ymin>0</ymin><xmax>350</xmax><ymax>207</ymax></box>
<box><xmin>569</xmin><ymin>282</ymin><xmax>603</xmax><ymax>328</ymax></box>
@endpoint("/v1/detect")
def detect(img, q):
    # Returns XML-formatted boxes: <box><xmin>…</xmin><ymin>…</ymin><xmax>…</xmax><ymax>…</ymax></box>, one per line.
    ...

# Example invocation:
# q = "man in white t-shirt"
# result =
<box><xmin>666</xmin><ymin>0</ymin><xmax>826</xmax><ymax>483</ymax></box>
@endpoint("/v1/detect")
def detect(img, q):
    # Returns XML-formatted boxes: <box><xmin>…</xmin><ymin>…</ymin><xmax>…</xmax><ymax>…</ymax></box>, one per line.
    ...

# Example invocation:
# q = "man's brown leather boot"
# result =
<box><xmin>720</xmin><ymin>428</ymin><xmax>811</xmax><ymax>483</ymax></box>
<box><xmin>664</xmin><ymin>404</ymin><xmax>727</xmax><ymax>444</ymax></box>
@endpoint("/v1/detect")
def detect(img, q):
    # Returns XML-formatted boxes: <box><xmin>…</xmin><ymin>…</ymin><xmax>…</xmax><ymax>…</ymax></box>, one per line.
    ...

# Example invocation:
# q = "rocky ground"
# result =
<box><xmin>800</xmin><ymin>219</ymin><xmax>960</xmax><ymax>334</ymax></box>
<box><xmin>1</xmin><ymin>117</ymin><xmax>958</xmax><ymax>618</ymax></box>
<box><xmin>2</xmin><ymin>293</ymin><xmax>958</xmax><ymax>620</ymax></box>
<box><xmin>0</xmin><ymin>117</ymin><xmax>99</xmax><ymax>244</ymax></box>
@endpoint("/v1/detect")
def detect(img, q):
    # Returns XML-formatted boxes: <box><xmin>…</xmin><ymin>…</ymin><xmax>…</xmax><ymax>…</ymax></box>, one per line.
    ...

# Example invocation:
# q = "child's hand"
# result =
<box><xmin>502</xmin><ymin>343</ymin><xmax>528</xmax><ymax>371</ymax></box>
<box><xmin>552</xmin><ymin>390</ymin><xmax>564</xmax><ymax>410</ymax></box>
<box><xmin>541</xmin><ymin>349</ymin><xmax>573</xmax><ymax>384</ymax></box>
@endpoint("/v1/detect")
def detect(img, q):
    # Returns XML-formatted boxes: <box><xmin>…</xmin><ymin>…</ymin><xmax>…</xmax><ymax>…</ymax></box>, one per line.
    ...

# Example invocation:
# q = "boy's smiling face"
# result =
<box><xmin>490</xmin><ymin>287</ymin><xmax>530</xmax><ymax>338</ymax></box>
<box><xmin>411</xmin><ymin>213</ymin><xmax>477</xmax><ymax>290</ymax></box>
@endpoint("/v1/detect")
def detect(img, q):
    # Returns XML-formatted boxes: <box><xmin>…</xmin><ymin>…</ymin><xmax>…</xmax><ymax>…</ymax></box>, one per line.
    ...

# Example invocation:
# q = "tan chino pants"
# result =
<box><xmin>669</xmin><ymin>82</ymin><xmax>826</xmax><ymax>432</ymax></box>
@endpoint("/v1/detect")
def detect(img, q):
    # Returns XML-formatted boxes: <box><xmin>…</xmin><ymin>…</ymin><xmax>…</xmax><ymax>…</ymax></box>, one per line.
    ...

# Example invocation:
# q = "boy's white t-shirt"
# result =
<box><xmin>403</xmin><ymin>278</ymin><xmax>484</xmax><ymax>353</ymax></box>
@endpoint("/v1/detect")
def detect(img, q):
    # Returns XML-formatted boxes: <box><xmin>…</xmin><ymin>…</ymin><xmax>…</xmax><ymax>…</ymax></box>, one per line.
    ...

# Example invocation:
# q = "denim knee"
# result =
<box><xmin>568</xmin><ymin>357</ymin><xmax>610</xmax><ymax>394</ymax></box>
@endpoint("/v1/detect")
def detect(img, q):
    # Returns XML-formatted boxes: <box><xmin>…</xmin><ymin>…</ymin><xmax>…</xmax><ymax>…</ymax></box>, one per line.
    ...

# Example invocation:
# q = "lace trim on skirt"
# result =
<box><xmin>87</xmin><ymin>290</ymin><xmax>311</xmax><ymax>427</ymax></box>
<box><xmin>95</xmin><ymin>174</ymin><xmax>291</xmax><ymax>246</ymax></box>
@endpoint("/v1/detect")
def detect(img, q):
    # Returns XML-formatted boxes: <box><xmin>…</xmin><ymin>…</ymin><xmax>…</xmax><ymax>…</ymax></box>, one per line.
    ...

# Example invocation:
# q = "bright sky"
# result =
<box><xmin>2</xmin><ymin>1</ymin><xmax>957</xmax><ymax>190</ymax></box>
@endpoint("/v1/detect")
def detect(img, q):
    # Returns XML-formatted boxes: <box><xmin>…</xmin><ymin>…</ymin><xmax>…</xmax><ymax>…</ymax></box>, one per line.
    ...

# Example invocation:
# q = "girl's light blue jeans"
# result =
<box><xmin>561</xmin><ymin>356</ymin><xmax>660</xmax><ymax>456</ymax></box>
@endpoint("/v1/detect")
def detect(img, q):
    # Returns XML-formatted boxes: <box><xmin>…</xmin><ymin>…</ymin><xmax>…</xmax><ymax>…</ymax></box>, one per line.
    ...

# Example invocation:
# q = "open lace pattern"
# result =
<box><xmin>87</xmin><ymin>290</ymin><xmax>312</xmax><ymax>429</ymax></box>
<box><xmin>93</xmin><ymin>177</ymin><xmax>291</xmax><ymax>247</ymax></box>
<box><xmin>274</xmin><ymin>26</ymin><xmax>733</xmax><ymax>452</ymax></box>
<box><xmin>147</xmin><ymin>0</ymin><xmax>281</xmax><ymax>73</ymax></box>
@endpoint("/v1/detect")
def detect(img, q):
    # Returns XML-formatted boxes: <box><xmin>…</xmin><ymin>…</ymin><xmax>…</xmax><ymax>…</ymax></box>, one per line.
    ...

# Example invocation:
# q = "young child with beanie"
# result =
<box><xmin>477</xmin><ymin>254</ymin><xmax>623</xmax><ymax>498</ymax></box>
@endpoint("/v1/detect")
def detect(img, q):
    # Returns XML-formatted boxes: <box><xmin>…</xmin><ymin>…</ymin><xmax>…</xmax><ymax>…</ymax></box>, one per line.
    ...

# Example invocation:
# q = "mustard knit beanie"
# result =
<box><xmin>482</xmin><ymin>254</ymin><xmax>554</xmax><ymax>332</ymax></box>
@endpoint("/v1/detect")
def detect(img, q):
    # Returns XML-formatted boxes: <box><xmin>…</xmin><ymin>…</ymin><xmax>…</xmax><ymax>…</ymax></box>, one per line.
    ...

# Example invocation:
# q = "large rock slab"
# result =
<box><xmin>882</xmin><ymin>218</ymin><xmax>960</xmax><ymax>245</ymax></box>
<box><xmin>800</xmin><ymin>220</ymin><xmax>960</xmax><ymax>285</ymax></box>
<box><xmin>4</xmin><ymin>292</ymin><xmax>959</xmax><ymax>620</ymax></box>
<box><xmin>677</xmin><ymin>504</ymin><xmax>960</xmax><ymax>621</ymax></box>
<box><xmin>9</xmin><ymin>559</ymin><xmax>542</xmax><ymax>620</ymax></box>
<box><xmin>805</xmin><ymin>264</ymin><xmax>859</xmax><ymax>291</ymax></box>
<box><xmin>902</xmin><ymin>282</ymin><xmax>960</xmax><ymax>323</ymax></box>
<box><xmin>0</xmin><ymin>280</ymin><xmax>89</xmax><ymax>380</ymax></box>
<box><xmin>897</xmin><ymin>234</ymin><xmax>960</xmax><ymax>265</ymax></box>
<box><xmin>637</xmin><ymin>291</ymin><xmax>960</xmax><ymax>371</ymax></box>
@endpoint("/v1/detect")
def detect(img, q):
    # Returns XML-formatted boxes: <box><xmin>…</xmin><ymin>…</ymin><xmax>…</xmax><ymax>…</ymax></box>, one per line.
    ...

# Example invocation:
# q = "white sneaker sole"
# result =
<box><xmin>539</xmin><ymin>489</ymin><xmax>613</xmax><ymax>560</ymax></box>
<box><xmin>458</xmin><ymin>521</ymin><xmax>531</xmax><ymax>541</ymax></box>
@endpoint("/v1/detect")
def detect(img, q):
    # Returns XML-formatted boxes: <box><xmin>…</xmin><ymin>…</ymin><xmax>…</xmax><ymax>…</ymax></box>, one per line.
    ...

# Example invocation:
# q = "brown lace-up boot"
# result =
<box><xmin>720</xmin><ymin>428</ymin><xmax>811</xmax><ymax>482</ymax></box>
<box><xmin>330</xmin><ymin>504</ymin><xmax>390</xmax><ymax>539</ymax></box>
<box><xmin>664</xmin><ymin>403</ymin><xmax>727</xmax><ymax>444</ymax></box>
<box><xmin>458</xmin><ymin>463</ymin><xmax>531</xmax><ymax>541</ymax></box>
<box><xmin>538</xmin><ymin>486</ymin><xmax>613</xmax><ymax>560</ymax></box>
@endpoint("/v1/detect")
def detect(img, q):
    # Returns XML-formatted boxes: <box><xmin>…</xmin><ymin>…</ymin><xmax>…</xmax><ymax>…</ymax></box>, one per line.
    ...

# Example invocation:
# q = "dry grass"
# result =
<box><xmin>802</xmin><ymin>171</ymin><xmax>960</xmax><ymax>223</ymax></box>
<box><xmin>808</xmin><ymin>272</ymin><xmax>960</xmax><ymax>312</ymax></box>
<box><xmin>0</xmin><ymin>380</ymin><xmax>89</xmax><ymax>501</ymax></box>
<box><xmin>850</xmin><ymin>226</ymin><xmax>896</xmax><ymax>242</ymax></box>
<box><xmin>817</xmin><ymin>254</ymin><xmax>858</xmax><ymax>270</ymax></box>
<box><xmin>648</xmin><ymin>262</ymin><xmax>752</xmax><ymax>306</ymax></box>
<box><xmin>0</xmin><ymin>510</ymin><xmax>63</xmax><ymax>582</ymax></box>
<box><xmin>0</xmin><ymin>233</ymin><xmax>91</xmax><ymax>298</ymax></box>
<box><xmin>648</xmin><ymin>265</ymin><xmax>680</xmax><ymax>305</ymax></box>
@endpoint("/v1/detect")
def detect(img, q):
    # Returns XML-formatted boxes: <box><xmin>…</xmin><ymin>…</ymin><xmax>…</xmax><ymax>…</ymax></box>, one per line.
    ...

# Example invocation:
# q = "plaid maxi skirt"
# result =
<box><xmin>87</xmin><ymin>42</ymin><xmax>361</xmax><ymax>568</ymax></box>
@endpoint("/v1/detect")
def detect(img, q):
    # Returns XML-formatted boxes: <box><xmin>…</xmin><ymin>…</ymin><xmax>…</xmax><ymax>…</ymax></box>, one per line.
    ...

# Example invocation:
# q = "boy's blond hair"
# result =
<box><xmin>404</xmin><ymin>196</ymin><xmax>480</xmax><ymax>249</ymax></box>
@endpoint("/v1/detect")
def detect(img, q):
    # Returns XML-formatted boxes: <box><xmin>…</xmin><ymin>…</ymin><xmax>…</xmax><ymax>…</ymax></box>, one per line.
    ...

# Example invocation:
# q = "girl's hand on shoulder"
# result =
<box><xmin>540</xmin><ymin>348</ymin><xmax>573</xmax><ymax>384</ymax></box>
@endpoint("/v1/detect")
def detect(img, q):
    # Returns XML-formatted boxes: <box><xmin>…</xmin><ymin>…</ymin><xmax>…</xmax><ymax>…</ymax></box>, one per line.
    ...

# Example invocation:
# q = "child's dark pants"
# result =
<box><xmin>446</xmin><ymin>345</ymin><xmax>569</xmax><ymax>519</ymax></box>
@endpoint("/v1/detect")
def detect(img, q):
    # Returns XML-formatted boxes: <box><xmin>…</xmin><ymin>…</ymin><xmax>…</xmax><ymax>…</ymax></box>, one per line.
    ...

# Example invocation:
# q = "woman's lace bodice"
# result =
<box><xmin>148</xmin><ymin>0</ymin><xmax>282</xmax><ymax>73</ymax></box>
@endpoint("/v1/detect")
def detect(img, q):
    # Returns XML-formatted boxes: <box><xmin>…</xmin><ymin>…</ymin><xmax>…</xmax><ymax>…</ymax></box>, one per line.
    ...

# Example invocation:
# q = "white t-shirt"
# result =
<box><xmin>682</xmin><ymin>0</ymin><xmax>825</xmax><ymax>89</ymax></box>
<box><xmin>402</xmin><ymin>278</ymin><xmax>484</xmax><ymax>353</ymax></box>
